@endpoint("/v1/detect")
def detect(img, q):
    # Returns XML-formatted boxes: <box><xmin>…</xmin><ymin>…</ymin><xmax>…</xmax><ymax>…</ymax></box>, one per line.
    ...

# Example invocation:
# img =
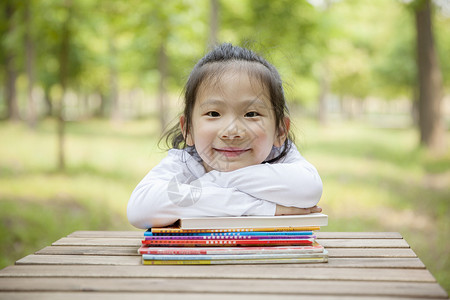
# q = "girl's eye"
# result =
<box><xmin>206</xmin><ymin>111</ymin><xmax>220</xmax><ymax>117</ymax></box>
<box><xmin>245</xmin><ymin>111</ymin><xmax>260</xmax><ymax>118</ymax></box>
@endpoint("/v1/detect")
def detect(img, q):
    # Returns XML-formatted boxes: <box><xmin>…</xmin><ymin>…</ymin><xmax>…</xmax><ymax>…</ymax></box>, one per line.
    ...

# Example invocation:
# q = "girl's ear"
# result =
<box><xmin>274</xmin><ymin>116</ymin><xmax>290</xmax><ymax>147</ymax></box>
<box><xmin>180</xmin><ymin>115</ymin><xmax>194</xmax><ymax>146</ymax></box>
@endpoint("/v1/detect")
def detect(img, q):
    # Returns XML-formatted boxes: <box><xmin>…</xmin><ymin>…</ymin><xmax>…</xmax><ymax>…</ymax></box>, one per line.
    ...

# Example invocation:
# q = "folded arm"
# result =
<box><xmin>207</xmin><ymin>158</ymin><xmax>323</xmax><ymax>208</ymax></box>
<box><xmin>127</xmin><ymin>153</ymin><xmax>275</xmax><ymax>229</ymax></box>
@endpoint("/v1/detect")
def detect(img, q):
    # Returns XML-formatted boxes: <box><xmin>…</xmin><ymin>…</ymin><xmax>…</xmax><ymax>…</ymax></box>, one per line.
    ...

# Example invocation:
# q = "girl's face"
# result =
<box><xmin>181</xmin><ymin>69</ymin><xmax>288</xmax><ymax>172</ymax></box>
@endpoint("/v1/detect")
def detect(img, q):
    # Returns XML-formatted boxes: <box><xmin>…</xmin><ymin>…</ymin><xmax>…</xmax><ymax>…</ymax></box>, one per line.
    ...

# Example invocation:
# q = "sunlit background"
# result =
<box><xmin>0</xmin><ymin>0</ymin><xmax>449</xmax><ymax>292</ymax></box>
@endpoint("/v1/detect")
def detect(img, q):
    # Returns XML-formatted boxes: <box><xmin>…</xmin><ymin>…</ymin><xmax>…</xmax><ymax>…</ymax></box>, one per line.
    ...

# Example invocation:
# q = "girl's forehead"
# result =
<box><xmin>199</xmin><ymin>66</ymin><xmax>269</xmax><ymax>94</ymax></box>
<box><xmin>195</xmin><ymin>68</ymin><xmax>273</xmax><ymax>113</ymax></box>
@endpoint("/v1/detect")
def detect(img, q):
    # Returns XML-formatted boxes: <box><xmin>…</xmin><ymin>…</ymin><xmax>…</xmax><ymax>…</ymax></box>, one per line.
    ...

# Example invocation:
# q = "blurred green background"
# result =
<box><xmin>0</xmin><ymin>0</ymin><xmax>449</xmax><ymax>293</ymax></box>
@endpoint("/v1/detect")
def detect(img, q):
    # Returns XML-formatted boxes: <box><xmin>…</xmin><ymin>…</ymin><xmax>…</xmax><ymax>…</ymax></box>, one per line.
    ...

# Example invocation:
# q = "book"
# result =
<box><xmin>144</xmin><ymin>234</ymin><xmax>315</xmax><ymax>240</ymax></box>
<box><xmin>141</xmin><ymin>238</ymin><xmax>314</xmax><ymax>247</ymax></box>
<box><xmin>150</xmin><ymin>226</ymin><xmax>321</xmax><ymax>234</ymax></box>
<box><xmin>140</xmin><ymin>214</ymin><xmax>328</xmax><ymax>266</ymax></box>
<box><xmin>178</xmin><ymin>213</ymin><xmax>328</xmax><ymax>230</ymax></box>
<box><xmin>138</xmin><ymin>243</ymin><xmax>325</xmax><ymax>255</ymax></box>
<box><xmin>142</xmin><ymin>256</ymin><xmax>328</xmax><ymax>265</ymax></box>
<box><xmin>142</xmin><ymin>250</ymin><xmax>328</xmax><ymax>261</ymax></box>
<box><xmin>145</xmin><ymin>230</ymin><xmax>314</xmax><ymax>236</ymax></box>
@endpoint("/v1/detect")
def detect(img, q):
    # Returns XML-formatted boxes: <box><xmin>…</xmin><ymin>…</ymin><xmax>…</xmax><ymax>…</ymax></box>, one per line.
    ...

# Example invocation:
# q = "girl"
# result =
<box><xmin>127</xmin><ymin>43</ymin><xmax>323</xmax><ymax>229</ymax></box>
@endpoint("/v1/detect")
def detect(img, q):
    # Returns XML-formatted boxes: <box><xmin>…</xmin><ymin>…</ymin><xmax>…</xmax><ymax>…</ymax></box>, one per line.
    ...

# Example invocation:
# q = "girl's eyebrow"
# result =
<box><xmin>243</xmin><ymin>98</ymin><xmax>266</xmax><ymax>107</ymax></box>
<box><xmin>200</xmin><ymin>99</ymin><xmax>226</xmax><ymax>108</ymax></box>
<box><xmin>200</xmin><ymin>98</ymin><xmax>267</xmax><ymax>108</ymax></box>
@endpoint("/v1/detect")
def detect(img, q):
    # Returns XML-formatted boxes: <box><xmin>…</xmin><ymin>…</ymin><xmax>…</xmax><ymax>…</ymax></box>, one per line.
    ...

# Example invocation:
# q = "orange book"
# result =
<box><xmin>151</xmin><ymin>226</ymin><xmax>320</xmax><ymax>234</ymax></box>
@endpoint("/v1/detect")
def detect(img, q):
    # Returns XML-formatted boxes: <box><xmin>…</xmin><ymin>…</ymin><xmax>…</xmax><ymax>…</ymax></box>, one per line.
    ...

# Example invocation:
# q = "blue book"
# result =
<box><xmin>145</xmin><ymin>230</ymin><xmax>314</xmax><ymax>237</ymax></box>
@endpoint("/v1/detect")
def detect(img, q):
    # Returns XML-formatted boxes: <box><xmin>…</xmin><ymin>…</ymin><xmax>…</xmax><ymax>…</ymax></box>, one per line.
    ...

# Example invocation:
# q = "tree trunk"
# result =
<box><xmin>43</xmin><ymin>85</ymin><xmax>53</xmax><ymax>117</ymax></box>
<box><xmin>318</xmin><ymin>63</ymin><xmax>329</xmax><ymax>126</ymax></box>
<box><xmin>109</xmin><ymin>38</ymin><xmax>120</xmax><ymax>121</ymax></box>
<box><xmin>158</xmin><ymin>41</ymin><xmax>168</xmax><ymax>132</ymax></box>
<box><xmin>95</xmin><ymin>91</ymin><xmax>107</xmax><ymax>118</ymax></box>
<box><xmin>208</xmin><ymin>0</ymin><xmax>219</xmax><ymax>48</ymax></box>
<box><xmin>415</xmin><ymin>0</ymin><xmax>445</xmax><ymax>152</ymax></box>
<box><xmin>24</xmin><ymin>0</ymin><xmax>37</xmax><ymax>128</ymax></box>
<box><xmin>4</xmin><ymin>1</ymin><xmax>20</xmax><ymax>121</ymax></box>
<box><xmin>57</xmin><ymin>0</ymin><xmax>73</xmax><ymax>171</ymax></box>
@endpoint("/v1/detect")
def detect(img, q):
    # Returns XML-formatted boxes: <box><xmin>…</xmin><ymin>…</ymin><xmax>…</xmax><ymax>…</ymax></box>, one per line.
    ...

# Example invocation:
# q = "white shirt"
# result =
<box><xmin>127</xmin><ymin>144</ymin><xmax>323</xmax><ymax>229</ymax></box>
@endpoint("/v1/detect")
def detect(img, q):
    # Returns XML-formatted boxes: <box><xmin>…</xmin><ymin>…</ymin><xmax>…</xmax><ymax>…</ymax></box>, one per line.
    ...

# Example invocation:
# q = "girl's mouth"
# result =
<box><xmin>214</xmin><ymin>147</ymin><xmax>250</xmax><ymax>157</ymax></box>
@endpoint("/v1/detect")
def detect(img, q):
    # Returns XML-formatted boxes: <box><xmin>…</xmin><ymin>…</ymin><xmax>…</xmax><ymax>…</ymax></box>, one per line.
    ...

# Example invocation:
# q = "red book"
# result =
<box><xmin>144</xmin><ymin>235</ymin><xmax>315</xmax><ymax>241</ymax></box>
<box><xmin>141</xmin><ymin>238</ymin><xmax>314</xmax><ymax>247</ymax></box>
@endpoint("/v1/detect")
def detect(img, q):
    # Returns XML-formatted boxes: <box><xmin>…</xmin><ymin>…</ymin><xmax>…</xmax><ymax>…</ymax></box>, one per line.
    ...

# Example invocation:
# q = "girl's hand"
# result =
<box><xmin>275</xmin><ymin>204</ymin><xmax>322</xmax><ymax>216</ymax></box>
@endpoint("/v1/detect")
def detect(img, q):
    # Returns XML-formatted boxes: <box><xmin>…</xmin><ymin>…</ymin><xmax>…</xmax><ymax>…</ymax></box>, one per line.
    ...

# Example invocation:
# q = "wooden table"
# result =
<box><xmin>0</xmin><ymin>231</ymin><xmax>447</xmax><ymax>299</ymax></box>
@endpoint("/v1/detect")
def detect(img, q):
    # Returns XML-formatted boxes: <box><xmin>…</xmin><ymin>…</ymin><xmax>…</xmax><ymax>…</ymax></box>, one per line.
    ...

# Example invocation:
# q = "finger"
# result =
<box><xmin>310</xmin><ymin>206</ymin><xmax>322</xmax><ymax>213</ymax></box>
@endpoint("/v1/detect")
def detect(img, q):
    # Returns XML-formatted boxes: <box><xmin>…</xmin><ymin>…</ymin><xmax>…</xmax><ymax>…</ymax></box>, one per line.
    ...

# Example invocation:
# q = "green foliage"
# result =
<box><xmin>1</xmin><ymin>0</ymin><xmax>449</xmax><ymax>115</ymax></box>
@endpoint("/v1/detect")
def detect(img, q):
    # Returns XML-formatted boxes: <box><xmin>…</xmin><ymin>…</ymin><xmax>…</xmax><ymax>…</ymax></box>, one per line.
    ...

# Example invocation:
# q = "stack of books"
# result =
<box><xmin>139</xmin><ymin>213</ymin><xmax>328</xmax><ymax>265</ymax></box>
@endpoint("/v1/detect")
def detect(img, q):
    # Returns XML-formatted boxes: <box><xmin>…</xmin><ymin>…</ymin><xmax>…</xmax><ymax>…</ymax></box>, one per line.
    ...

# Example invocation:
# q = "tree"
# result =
<box><xmin>208</xmin><ymin>0</ymin><xmax>220</xmax><ymax>48</ymax></box>
<box><xmin>414</xmin><ymin>0</ymin><xmax>445</xmax><ymax>152</ymax></box>
<box><xmin>130</xmin><ymin>1</ymin><xmax>206</xmax><ymax>132</ymax></box>
<box><xmin>24</xmin><ymin>0</ymin><xmax>37</xmax><ymax>128</ymax></box>
<box><xmin>221</xmin><ymin>0</ymin><xmax>322</xmax><ymax>106</ymax></box>
<box><xmin>2</xmin><ymin>0</ymin><xmax>20</xmax><ymax>121</ymax></box>
<box><xmin>56</xmin><ymin>0</ymin><xmax>74</xmax><ymax>171</ymax></box>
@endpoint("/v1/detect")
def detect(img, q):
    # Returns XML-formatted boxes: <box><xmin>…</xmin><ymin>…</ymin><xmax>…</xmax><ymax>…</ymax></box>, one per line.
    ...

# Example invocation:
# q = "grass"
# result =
<box><xmin>0</xmin><ymin>116</ymin><xmax>448</xmax><ymax>293</ymax></box>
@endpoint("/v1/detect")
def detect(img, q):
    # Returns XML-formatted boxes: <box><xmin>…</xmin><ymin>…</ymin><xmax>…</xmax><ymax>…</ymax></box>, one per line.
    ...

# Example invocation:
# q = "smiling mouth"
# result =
<box><xmin>214</xmin><ymin>147</ymin><xmax>250</xmax><ymax>157</ymax></box>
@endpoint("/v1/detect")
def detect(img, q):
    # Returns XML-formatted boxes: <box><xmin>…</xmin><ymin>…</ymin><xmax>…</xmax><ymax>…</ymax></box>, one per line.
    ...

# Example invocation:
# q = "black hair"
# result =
<box><xmin>163</xmin><ymin>43</ymin><xmax>294</xmax><ymax>163</ymax></box>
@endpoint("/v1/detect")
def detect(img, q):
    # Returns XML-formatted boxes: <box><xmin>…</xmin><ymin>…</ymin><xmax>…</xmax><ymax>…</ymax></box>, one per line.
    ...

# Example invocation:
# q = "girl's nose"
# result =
<box><xmin>221</xmin><ymin>121</ymin><xmax>245</xmax><ymax>139</ymax></box>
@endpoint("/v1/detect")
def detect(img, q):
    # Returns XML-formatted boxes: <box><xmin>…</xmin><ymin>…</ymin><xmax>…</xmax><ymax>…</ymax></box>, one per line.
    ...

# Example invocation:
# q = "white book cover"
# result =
<box><xmin>179</xmin><ymin>213</ymin><xmax>328</xmax><ymax>230</ymax></box>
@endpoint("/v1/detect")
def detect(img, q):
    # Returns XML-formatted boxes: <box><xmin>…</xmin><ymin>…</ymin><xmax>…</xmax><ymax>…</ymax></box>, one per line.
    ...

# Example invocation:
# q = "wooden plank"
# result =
<box><xmin>0</xmin><ymin>292</ymin><xmax>419</xmax><ymax>300</ymax></box>
<box><xmin>36</xmin><ymin>246</ymin><xmax>138</xmax><ymax>256</ymax></box>
<box><xmin>51</xmin><ymin>237</ymin><xmax>410</xmax><ymax>248</ymax></box>
<box><xmin>67</xmin><ymin>231</ymin><xmax>403</xmax><ymax>239</ymax></box>
<box><xmin>68</xmin><ymin>231</ymin><xmax>143</xmax><ymax>238</ymax></box>
<box><xmin>327</xmin><ymin>248</ymin><xmax>416</xmax><ymax>258</ymax></box>
<box><xmin>15</xmin><ymin>254</ymin><xmax>426</xmax><ymax>268</ymax></box>
<box><xmin>52</xmin><ymin>237</ymin><xmax>141</xmax><ymax>247</ymax></box>
<box><xmin>35</xmin><ymin>245</ymin><xmax>417</xmax><ymax>258</ymax></box>
<box><xmin>0</xmin><ymin>278</ymin><xmax>447</xmax><ymax>298</ymax></box>
<box><xmin>317</xmin><ymin>232</ymin><xmax>402</xmax><ymax>239</ymax></box>
<box><xmin>15</xmin><ymin>255</ymin><xmax>141</xmax><ymax>266</ymax></box>
<box><xmin>0</xmin><ymin>265</ymin><xmax>437</xmax><ymax>282</ymax></box>
<box><xmin>318</xmin><ymin>239</ymin><xmax>410</xmax><ymax>248</ymax></box>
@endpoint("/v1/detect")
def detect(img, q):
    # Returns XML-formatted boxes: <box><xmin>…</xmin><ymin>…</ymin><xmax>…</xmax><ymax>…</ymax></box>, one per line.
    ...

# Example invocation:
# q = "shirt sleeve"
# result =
<box><xmin>207</xmin><ymin>146</ymin><xmax>323</xmax><ymax>208</ymax></box>
<box><xmin>127</xmin><ymin>151</ymin><xmax>276</xmax><ymax>229</ymax></box>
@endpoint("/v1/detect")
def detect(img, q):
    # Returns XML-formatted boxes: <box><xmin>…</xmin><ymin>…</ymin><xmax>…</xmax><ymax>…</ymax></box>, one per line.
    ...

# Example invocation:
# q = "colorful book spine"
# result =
<box><xmin>150</xmin><ymin>226</ymin><xmax>320</xmax><ymax>234</ymax></box>
<box><xmin>145</xmin><ymin>230</ymin><xmax>314</xmax><ymax>236</ymax></box>
<box><xmin>139</xmin><ymin>244</ymin><xmax>324</xmax><ymax>255</ymax></box>
<box><xmin>142</xmin><ymin>257</ymin><xmax>328</xmax><ymax>265</ymax></box>
<box><xmin>144</xmin><ymin>235</ymin><xmax>315</xmax><ymax>240</ymax></box>
<box><xmin>141</xmin><ymin>238</ymin><xmax>314</xmax><ymax>247</ymax></box>
<box><xmin>142</xmin><ymin>251</ymin><xmax>328</xmax><ymax>261</ymax></box>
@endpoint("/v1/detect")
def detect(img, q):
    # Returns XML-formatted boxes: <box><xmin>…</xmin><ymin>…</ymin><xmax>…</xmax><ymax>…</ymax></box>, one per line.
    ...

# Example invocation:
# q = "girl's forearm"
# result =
<box><xmin>127</xmin><ymin>178</ymin><xmax>276</xmax><ymax>229</ymax></box>
<box><xmin>204</xmin><ymin>161</ymin><xmax>323</xmax><ymax>208</ymax></box>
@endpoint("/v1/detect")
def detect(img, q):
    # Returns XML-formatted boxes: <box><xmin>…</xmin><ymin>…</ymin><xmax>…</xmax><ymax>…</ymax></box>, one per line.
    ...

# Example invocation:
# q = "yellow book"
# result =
<box><xmin>151</xmin><ymin>225</ymin><xmax>321</xmax><ymax>234</ymax></box>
